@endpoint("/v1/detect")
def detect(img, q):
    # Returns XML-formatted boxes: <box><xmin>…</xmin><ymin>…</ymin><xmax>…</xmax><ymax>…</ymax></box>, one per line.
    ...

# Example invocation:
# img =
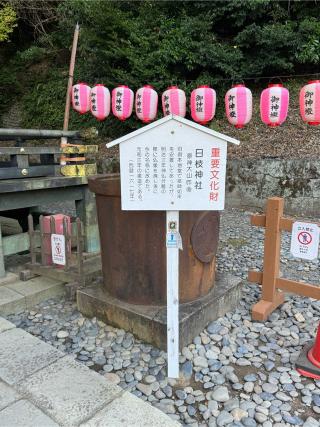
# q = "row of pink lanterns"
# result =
<box><xmin>71</xmin><ymin>81</ymin><xmax>320</xmax><ymax>127</ymax></box>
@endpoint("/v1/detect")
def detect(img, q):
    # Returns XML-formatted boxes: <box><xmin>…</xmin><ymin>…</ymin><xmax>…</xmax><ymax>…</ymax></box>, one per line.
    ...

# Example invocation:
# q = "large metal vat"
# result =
<box><xmin>88</xmin><ymin>174</ymin><xmax>220</xmax><ymax>305</ymax></box>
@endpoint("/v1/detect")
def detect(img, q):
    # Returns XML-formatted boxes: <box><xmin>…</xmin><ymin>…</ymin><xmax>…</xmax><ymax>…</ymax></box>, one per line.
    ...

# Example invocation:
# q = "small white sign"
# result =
<box><xmin>51</xmin><ymin>234</ymin><xmax>66</xmax><ymax>265</ymax></box>
<box><xmin>290</xmin><ymin>221</ymin><xmax>319</xmax><ymax>260</ymax></box>
<box><xmin>107</xmin><ymin>116</ymin><xmax>239</xmax><ymax>379</ymax></box>
<box><xmin>120</xmin><ymin>121</ymin><xmax>227</xmax><ymax>211</ymax></box>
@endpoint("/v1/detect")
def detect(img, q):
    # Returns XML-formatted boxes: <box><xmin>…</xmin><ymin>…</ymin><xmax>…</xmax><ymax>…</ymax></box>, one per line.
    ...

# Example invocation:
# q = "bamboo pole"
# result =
<box><xmin>61</xmin><ymin>23</ymin><xmax>80</xmax><ymax>164</ymax></box>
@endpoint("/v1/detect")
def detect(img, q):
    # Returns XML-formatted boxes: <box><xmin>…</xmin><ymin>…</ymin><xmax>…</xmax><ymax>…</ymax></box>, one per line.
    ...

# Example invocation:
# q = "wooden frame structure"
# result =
<box><xmin>0</xmin><ymin>127</ymin><xmax>98</xmax><ymax>179</ymax></box>
<box><xmin>248</xmin><ymin>197</ymin><xmax>320</xmax><ymax>321</ymax></box>
<box><xmin>0</xmin><ymin>145</ymin><xmax>97</xmax><ymax>179</ymax></box>
<box><xmin>0</xmin><ymin>176</ymin><xmax>100</xmax><ymax>278</ymax></box>
<box><xmin>27</xmin><ymin>214</ymin><xmax>101</xmax><ymax>286</ymax></box>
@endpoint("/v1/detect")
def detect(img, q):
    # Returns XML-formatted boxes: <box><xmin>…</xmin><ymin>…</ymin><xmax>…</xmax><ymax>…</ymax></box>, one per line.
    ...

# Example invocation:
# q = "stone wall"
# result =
<box><xmin>226</xmin><ymin>159</ymin><xmax>320</xmax><ymax>216</ymax></box>
<box><xmin>1</xmin><ymin>103</ymin><xmax>22</xmax><ymax>128</ymax></box>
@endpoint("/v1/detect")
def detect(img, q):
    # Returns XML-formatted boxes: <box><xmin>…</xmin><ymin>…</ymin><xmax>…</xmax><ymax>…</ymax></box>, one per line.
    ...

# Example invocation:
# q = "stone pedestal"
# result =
<box><xmin>77</xmin><ymin>273</ymin><xmax>242</xmax><ymax>350</ymax></box>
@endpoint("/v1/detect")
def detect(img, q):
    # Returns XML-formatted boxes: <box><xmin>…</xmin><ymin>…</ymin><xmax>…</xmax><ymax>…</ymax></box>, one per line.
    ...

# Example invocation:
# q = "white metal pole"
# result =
<box><xmin>166</xmin><ymin>210</ymin><xmax>179</xmax><ymax>378</ymax></box>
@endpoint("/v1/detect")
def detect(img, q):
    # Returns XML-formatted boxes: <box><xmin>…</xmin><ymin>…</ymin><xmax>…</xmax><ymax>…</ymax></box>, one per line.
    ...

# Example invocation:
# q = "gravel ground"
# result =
<box><xmin>217</xmin><ymin>210</ymin><xmax>320</xmax><ymax>285</ymax></box>
<box><xmin>6</xmin><ymin>208</ymin><xmax>320</xmax><ymax>427</ymax></box>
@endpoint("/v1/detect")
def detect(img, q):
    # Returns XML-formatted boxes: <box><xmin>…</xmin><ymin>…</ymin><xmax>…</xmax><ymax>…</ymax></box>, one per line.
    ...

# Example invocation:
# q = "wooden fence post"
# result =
<box><xmin>252</xmin><ymin>197</ymin><xmax>285</xmax><ymax>321</ymax></box>
<box><xmin>28</xmin><ymin>215</ymin><xmax>36</xmax><ymax>265</ymax></box>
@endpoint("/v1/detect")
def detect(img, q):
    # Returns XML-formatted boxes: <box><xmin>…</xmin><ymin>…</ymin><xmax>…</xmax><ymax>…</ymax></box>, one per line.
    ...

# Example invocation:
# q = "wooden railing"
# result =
<box><xmin>248</xmin><ymin>197</ymin><xmax>320</xmax><ymax>321</ymax></box>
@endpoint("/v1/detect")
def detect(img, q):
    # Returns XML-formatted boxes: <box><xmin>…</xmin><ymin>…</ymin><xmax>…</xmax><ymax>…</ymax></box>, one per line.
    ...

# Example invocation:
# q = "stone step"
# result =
<box><xmin>0</xmin><ymin>276</ymin><xmax>65</xmax><ymax>316</ymax></box>
<box><xmin>0</xmin><ymin>318</ymin><xmax>179</xmax><ymax>427</ymax></box>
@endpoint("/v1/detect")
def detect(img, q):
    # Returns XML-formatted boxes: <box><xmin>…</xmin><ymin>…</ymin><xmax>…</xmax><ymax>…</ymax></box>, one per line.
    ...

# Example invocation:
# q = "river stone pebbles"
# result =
<box><xmin>7</xmin><ymin>209</ymin><xmax>320</xmax><ymax>425</ymax></box>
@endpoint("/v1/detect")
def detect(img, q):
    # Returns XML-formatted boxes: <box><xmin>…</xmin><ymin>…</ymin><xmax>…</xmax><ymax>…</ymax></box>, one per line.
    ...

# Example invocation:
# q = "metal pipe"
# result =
<box><xmin>0</xmin><ymin>129</ymin><xmax>81</xmax><ymax>140</ymax></box>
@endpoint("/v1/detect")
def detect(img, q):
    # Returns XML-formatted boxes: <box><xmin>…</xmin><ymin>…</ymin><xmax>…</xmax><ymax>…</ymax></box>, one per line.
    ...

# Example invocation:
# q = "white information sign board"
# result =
<box><xmin>51</xmin><ymin>233</ymin><xmax>66</xmax><ymax>265</ymax></box>
<box><xmin>107</xmin><ymin>116</ymin><xmax>239</xmax><ymax>379</ymax></box>
<box><xmin>120</xmin><ymin>126</ymin><xmax>227</xmax><ymax>211</ymax></box>
<box><xmin>290</xmin><ymin>221</ymin><xmax>319</xmax><ymax>260</ymax></box>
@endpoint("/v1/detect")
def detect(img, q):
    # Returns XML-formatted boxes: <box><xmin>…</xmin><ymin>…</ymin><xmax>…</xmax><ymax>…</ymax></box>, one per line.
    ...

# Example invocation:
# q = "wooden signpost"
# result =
<box><xmin>166</xmin><ymin>210</ymin><xmax>180</xmax><ymax>377</ymax></box>
<box><xmin>249</xmin><ymin>197</ymin><xmax>320</xmax><ymax>321</ymax></box>
<box><xmin>107</xmin><ymin>115</ymin><xmax>239</xmax><ymax>377</ymax></box>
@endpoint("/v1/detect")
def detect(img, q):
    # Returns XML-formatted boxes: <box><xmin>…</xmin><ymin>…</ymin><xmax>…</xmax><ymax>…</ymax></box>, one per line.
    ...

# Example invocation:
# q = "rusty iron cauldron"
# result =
<box><xmin>88</xmin><ymin>174</ymin><xmax>220</xmax><ymax>305</ymax></box>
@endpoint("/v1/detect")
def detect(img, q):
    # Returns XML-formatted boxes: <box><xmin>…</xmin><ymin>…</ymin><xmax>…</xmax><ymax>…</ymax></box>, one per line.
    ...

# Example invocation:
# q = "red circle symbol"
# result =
<box><xmin>298</xmin><ymin>231</ymin><xmax>312</xmax><ymax>245</ymax></box>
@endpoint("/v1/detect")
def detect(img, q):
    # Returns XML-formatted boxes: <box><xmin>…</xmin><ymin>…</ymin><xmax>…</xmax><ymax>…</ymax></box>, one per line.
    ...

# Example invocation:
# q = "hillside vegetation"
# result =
<box><xmin>0</xmin><ymin>0</ymin><xmax>320</xmax><ymax>158</ymax></box>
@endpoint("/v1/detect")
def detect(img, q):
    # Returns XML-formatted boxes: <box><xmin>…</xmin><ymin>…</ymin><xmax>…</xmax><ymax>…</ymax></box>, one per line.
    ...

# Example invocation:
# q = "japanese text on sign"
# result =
<box><xmin>51</xmin><ymin>234</ymin><xmax>66</xmax><ymax>266</ymax></box>
<box><xmin>290</xmin><ymin>221</ymin><xmax>320</xmax><ymax>261</ymax></box>
<box><xmin>196</xmin><ymin>95</ymin><xmax>204</xmax><ymax>113</ymax></box>
<box><xmin>91</xmin><ymin>90</ymin><xmax>96</xmax><ymax>111</ymax></box>
<box><xmin>73</xmin><ymin>86</ymin><xmax>80</xmax><ymax>107</ymax></box>
<box><xmin>304</xmin><ymin>91</ymin><xmax>314</xmax><ymax>116</ymax></box>
<box><xmin>228</xmin><ymin>94</ymin><xmax>236</xmax><ymax>119</ymax></box>
<box><xmin>116</xmin><ymin>91</ymin><xmax>123</xmax><ymax>112</ymax></box>
<box><xmin>270</xmin><ymin>95</ymin><xmax>280</xmax><ymax>118</ymax></box>
<box><xmin>136</xmin><ymin>93</ymin><xmax>142</xmax><ymax>114</ymax></box>
<box><xmin>120</xmin><ymin>138</ymin><xmax>227</xmax><ymax>211</ymax></box>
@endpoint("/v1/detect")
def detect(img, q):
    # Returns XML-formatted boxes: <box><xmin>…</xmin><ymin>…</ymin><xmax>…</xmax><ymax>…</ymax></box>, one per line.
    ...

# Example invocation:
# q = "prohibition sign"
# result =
<box><xmin>298</xmin><ymin>231</ymin><xmax>312</xmax><ymax>245</ymax></box>
<box><xmin>55</xmin><ymin>243</ymin><xmax>62</xmax><ymax>255</ymax></box>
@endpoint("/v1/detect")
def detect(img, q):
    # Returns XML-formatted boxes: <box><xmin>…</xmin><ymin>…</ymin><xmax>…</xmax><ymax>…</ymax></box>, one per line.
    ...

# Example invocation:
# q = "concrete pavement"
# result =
<box><xmin>0</xmin><ymin>317</ymin><xmax>179</xmax><ymax>427</ymax></box>
<box><xmin>0</xmin><ymin>274</ymin><xmax>65</xmax><ymax>316</ymax></box>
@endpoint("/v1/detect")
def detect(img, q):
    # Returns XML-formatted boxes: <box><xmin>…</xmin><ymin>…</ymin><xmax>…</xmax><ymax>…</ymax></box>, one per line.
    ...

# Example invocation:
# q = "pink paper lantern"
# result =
<box><xmin>260</xmin><ymin>83</ymin><xmax>289</xmax><ymax>127</ymax></box>
<box><xmin>90</xmin><ymin>85</ymin><xmax>110</xmax><ymax>121</ymax></box>
<box><xmin>71</xmin><ymin>83</ymin><xmax>91</xmax><ymax>114</ymax></box>
<box><xmin>135</xmin><ymin>85</ymin><xmax>158</xmax><ymax>123</ymax></box>
<box><xmin>112</xmin><ymin>85</ymin><xmax>134</xmax><ymax>121</ymax></box>
<box><xmin>225</xmin><ymin>84</ymin><xmax>252</xmax><ymax>128</ymax></box>
<box><xmin>190</xmin><ymin>85</ymin><xmax>216</xmax><ymax>124</ymax></box>
<box><xmin>300</xmin><ymin>80</ymin><xmax>320</xmax><ymax>126</ymax></box>
<box><xmin>162</xmin><ymin>86</ymin><xmax>186</xmax><ymax>117</ymax></box>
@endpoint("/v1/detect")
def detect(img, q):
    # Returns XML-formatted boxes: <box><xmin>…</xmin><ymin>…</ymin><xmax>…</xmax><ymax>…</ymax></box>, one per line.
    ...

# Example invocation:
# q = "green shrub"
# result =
<box><xmin>1</xmin><ymin>0</ymin><xmax>320</xmax><ymax>136</ymax></box>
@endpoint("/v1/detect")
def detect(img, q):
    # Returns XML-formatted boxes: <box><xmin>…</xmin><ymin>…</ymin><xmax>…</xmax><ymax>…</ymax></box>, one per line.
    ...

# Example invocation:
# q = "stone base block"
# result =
<box><xmin>0</xmin><ymin>286</ymin><xmax>25</xmax><ymax>316</ymax></box>
<box><xmin>0</xmin><ymin>277</ymin><xmax>66</xmax><ymax>316</ymax></box>
<box><xmin>5</xmin><ymin>276</ymin><xmax>65</xmax><ymax>309</ymax></box>
<box><xmin>77</xmin><ymin>273</ymin><xmax>242</xmax><ymax>349</ymax></box>
<box><xmin>0</xmin><ymin>273</ymin><xmax>18</xmax><ymax>287</ymax></box>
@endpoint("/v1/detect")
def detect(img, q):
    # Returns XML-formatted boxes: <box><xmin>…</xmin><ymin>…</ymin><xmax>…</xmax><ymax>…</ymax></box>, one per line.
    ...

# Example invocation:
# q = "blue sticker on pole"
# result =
<box><xmin>166</xmin><ymin>232</ymin><xmax>178</xmax><ymax>248</ymax></box>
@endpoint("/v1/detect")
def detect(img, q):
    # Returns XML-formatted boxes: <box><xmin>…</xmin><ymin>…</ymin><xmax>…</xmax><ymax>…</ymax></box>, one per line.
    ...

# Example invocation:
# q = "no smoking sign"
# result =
<box><xmin>290</xmin><ymin>222</ymin><xmax>319</xmax><ymax>260</ymax></box>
